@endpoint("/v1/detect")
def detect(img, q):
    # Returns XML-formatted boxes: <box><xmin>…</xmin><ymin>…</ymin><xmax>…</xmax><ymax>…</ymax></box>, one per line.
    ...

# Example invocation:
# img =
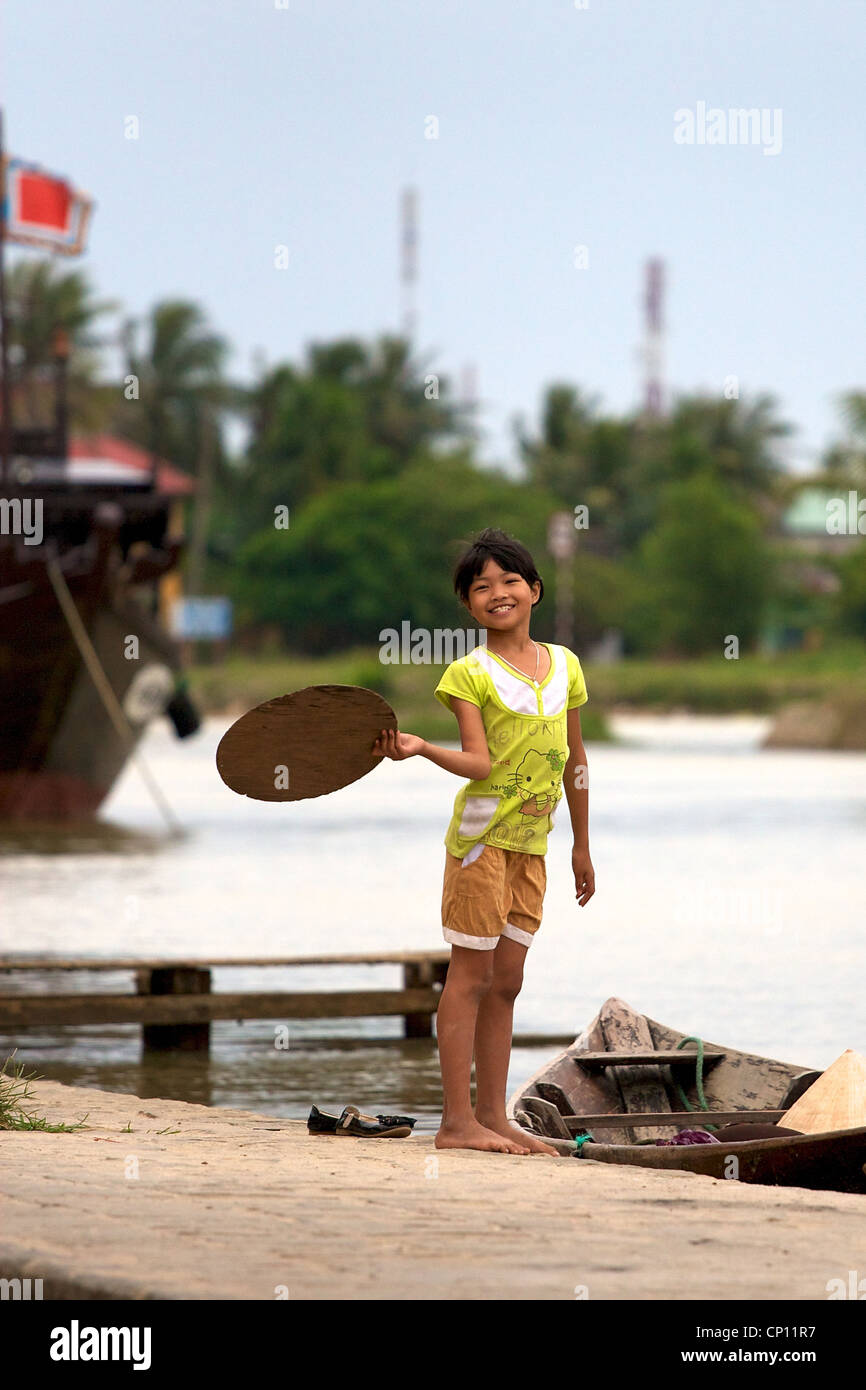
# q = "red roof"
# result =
<box><xmin>69</xmin><ymin>434</ymin><xmax>196</xmax><ymax>495</ymax></box>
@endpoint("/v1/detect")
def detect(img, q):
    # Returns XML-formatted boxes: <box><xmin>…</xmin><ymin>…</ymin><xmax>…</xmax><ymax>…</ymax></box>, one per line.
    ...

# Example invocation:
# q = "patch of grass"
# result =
<box><xmin>0</xmin><ymin>1053</ymin><xmax>89</xmax><ymax>1133</ymax></box>
<box><xmin>586</xmin><ymin>649</ymin><xmax>866</xmax><ymax>713</ymax></box>
<box><xmin>188</xmin><ymin>647</ymin><xmax>381</xmax><ymax>714</ymax></box>
<box><xmin>189</xmin><ymin>648</ymin><xmax>613</xmax><ymax>739</ymax></box>
<box><xmin>189</xmin><ymin>638</ymin><xmax>866</xmax><ymax>731</ymax></box>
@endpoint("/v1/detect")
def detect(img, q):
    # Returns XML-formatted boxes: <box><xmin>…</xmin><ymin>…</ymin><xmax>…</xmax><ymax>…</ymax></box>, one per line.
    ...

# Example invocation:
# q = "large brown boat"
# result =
<box><xmin>0</xmin><ymin>431</ymin><xmax>200</xmax><ymax>820</ymax></box>
<box><xmin>0</xmin><ymin>118</ymin><xmax>201</xmax><ymax>821</ymax></box>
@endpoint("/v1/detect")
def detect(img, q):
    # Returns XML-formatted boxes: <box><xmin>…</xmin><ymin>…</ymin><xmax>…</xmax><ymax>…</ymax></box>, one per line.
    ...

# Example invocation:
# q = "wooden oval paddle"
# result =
<box><xmin>216</xmin><ymin>684</ymin><xmax>398</xmax><ymax>802</ymax></box>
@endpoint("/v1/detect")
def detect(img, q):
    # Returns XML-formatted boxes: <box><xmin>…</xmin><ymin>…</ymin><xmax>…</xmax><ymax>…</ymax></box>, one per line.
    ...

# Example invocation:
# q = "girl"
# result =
<box><xmin>374</xmin><ymin>528</ymin><xmax>594</xmax><ymax>1155</ymax></box>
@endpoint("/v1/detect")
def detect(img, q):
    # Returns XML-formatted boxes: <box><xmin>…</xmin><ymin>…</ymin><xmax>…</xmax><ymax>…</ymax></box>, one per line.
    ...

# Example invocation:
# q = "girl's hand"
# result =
<box><xmin>373</xmin><ymin>728</ymin><xmax>426</xmax><ymax>761</ymax></box>
<box><xmin>572</xmin><ymin>847</ymin><xmax>595</xmax><ymax>906</ymax></box>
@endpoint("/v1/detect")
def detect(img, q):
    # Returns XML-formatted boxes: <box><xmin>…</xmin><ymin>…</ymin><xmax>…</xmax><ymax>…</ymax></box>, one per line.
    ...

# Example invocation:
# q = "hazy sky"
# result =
<box><xmin>3</xmin><ymin>0</ymin><xmax>864</xmax><ymax>470</ymax></box>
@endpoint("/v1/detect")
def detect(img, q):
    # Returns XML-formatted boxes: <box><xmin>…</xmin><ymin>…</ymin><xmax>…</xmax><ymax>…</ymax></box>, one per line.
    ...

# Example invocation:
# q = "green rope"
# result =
<box><xmin>573</xmin><ymin>1040</ymin><xmax>718</xmax><ymax>1150</ymax></box>
<box><xmin>674</xmin><ymin>1036</ymin><xmax>717</xmax><ymax>1132</ymax></box>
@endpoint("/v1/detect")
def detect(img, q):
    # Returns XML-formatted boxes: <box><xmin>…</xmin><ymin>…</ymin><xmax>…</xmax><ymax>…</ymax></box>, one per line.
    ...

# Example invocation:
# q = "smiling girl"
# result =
<box><xmin>373</xmin><ymin>528</ymin><xmax>594</xmax><ymax>1156</ymax></box>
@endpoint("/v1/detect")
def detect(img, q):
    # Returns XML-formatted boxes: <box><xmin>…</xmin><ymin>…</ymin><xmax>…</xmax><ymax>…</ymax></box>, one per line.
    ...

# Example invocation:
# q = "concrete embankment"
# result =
<box><xmin>2</xmin><ymin>1081</ymin><xmax>865</xmax><ymax>1300</ymax></box>
<box><xmin>764</xmin><ymin>694</ymin><xmax>866</xmax><ymax>750</ymax></box>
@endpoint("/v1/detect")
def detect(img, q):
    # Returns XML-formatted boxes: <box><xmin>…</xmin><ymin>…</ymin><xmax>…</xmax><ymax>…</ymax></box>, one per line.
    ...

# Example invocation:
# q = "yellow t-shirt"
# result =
<box><xmin>434</xmin><ymin>642</ymin><xmax>588</xmax><ymax>857</ymax></box>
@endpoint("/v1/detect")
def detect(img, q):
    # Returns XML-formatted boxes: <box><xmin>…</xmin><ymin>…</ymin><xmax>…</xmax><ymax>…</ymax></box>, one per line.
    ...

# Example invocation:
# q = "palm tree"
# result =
<box><xmin>828</xmin><ymin>391</ymin><xmax>866</xmax><ymax>485</ymax></box>
<box><xmin>308</xmin><ymin>334</ymin><xmax>467</xmax><ymax>459</ymax></box>
<box><xmin>665</xmin><ymin>393</ymin><xmax>791</xmax><ymax>497</ymax></box>
<box><xmin>114</xmin><ymin>300</ymin><xmax>234</xmax><ymax>591</ymax></box>
<box><xmin>238</xmin><ymin>334</ymin><xmax>467</xmax><ymax>528</ymax></box>
<box><xmin>515</xmin><ymin>384</ymin><xmax>601</xmax><ymax>500</ymax></box>
<box><xmin>5</xmin><ymin>256</ymin><xmax>118</xmax><ymax>430</ymax></box>
<box><xmin>516</xmin><ymin>384</ymin><xmax>641</xmax><ymax>542</ymax></box>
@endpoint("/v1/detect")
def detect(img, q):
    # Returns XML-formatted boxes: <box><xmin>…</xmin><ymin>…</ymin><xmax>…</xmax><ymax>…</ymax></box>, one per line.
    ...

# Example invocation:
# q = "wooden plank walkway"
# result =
<box><xmin>0</xmin><ymin>950</ymin><xmax>451</xmax><ymax>1051</ymax></box>
<box><xmin>0</xmin><ymin>950</ymin><xmax>452</xmax><ymax>971</ymax></box>
<box><xmin>0</xmin><ymin>988</ymin><xmax>443</xmax><ymax>1027</ymax></box>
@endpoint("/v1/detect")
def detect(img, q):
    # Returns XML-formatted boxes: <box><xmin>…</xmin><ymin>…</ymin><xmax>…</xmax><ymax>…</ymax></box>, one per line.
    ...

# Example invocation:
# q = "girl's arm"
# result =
<box><xmin>563</xmin><ymin>706</ymin><xmax>595</xmax><ymax>905</ymax></box>
<box><xmin>373</xmin><ymin>696</ymin><xmax>491</xmax><ymax>781</ymax></box>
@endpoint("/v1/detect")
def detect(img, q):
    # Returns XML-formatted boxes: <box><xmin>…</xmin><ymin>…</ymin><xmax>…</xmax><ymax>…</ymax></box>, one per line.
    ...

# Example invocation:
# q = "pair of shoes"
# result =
<box><xmin>307</xmin><ymin>1104</ymin><xmax>416</xmax><ymax>1138</ymax></box>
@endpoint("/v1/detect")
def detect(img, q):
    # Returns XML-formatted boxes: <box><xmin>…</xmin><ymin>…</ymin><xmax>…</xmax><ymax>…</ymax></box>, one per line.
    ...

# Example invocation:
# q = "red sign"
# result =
<box><xmin>2</xmin><ymin>157</ymin><xmax>93</xmax><ymax>254</ymax></box>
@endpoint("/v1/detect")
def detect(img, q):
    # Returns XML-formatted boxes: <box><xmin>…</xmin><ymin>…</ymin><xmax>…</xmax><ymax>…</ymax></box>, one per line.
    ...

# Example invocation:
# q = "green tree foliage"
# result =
<box><xmin>115</xmin><ymin>300</ymin><xmax>232</xmax><ymax>474</ymax></box>
<box><xmin>518</xmin><ymin>386</ymin><xmax>790</xmax><ymax>560</ymax></box>
<box><xmin>230</xmin><ymin>335</ymin><xmax>467</xmax><ymax>541</ymax></box>
<box><xmin>229</xmin><ymin>453</ymin><xmax>557</xmax><ymax>652</ymax></box>
<box><xmin>625</xmin><ymin>472</ymin><xmax>772</xmax><ymax>655</ymax></box>
<box><xmin>516</xmin><ymin>385</ymin><xmax>636</xmax><ymax>548</ymax></box>
<box><xmin>111</xmin><ymin>301</ymin><xmax>236</xmax><ymax>590</ymax></box>
<box><xmin>816</xmin><ymin>392</ymin><xmax>866</xmax><ymax>641</ymax></box>
<box><xmin>8</xmin><ymin>252</ymin><xmax>849</xmax><ymax>663</ymax></box>
<box><xmin>822</xmin><ymin>391</ymin><xmax>866</xmax><ymax>486</ymax></box>
<box><xmin>5</xmin><ymin>257</ymin><xmax>118</xmax><ymax>430</ymax></box>
<box><xmin>832</xmin><ymin>547</ymin><xmax>866</xmax><ymax>639</ymax></box>
<box><xmin>568</xmin><ymin>552</ymin><xmax>642</xmax><ymax>650</ymax></box>
<box><xmin>661</xmin><ymin>394</ymin><xmax>790</xmax><ymax>496</ymax></box>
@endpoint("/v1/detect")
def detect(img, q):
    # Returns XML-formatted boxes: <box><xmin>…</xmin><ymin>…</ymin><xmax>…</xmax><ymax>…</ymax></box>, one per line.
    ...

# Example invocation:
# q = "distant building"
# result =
<box><xmin>70</xmin><ymin>434</ymin><xmax>195</xmax><ymax>627</ymax></box>
<box><xmin>763</xmin><ymin>483</ymin><xmax>864</xmax><ymax>652</ymax></box>
<box><xmin>69</xmin><ymin>434</ymin><xmax>195</xmax><ymax>496</ymax></box>
<box><xmin>777</xmin><ymin>485</ymin><xmax>862</xmax><ymax>556</ymax></box>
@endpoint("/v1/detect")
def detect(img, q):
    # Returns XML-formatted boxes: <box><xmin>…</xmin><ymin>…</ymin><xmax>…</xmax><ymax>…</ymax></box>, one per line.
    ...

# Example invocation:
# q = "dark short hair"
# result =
<box><xmin>453</xmin><ymin>527</ymin><xmax>544</xmax><ymax>606</ymax></box>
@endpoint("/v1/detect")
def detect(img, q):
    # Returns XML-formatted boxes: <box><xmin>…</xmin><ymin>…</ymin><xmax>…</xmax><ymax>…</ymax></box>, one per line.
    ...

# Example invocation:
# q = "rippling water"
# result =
<box><xmin>2</xmin><ymin>713</ymin><xmax>865</xmax><ymax>1124</ymax></box>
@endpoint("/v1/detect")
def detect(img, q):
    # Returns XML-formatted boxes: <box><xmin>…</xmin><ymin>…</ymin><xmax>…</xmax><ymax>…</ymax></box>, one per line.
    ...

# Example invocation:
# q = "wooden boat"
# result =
<box><xmin>507</xmin><ymin>997</ymin><xmax>866</xmax><ymax>1193</ymax></box>
<box><xmin>0</xmin><ymin>421</ymin><xmax>200</xmax><ymax>820</ymax></box>
<box><xmin>0</xmin><ymin>175</ymin><xmax>200</xmax><ymax>822</ymax></box>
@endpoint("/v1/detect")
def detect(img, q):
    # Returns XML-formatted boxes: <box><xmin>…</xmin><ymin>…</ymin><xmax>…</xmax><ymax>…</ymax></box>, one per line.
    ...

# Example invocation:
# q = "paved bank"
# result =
<box><xmin>2</xmin><ymin>1081</ymin><xmax>865</xmax><ymax>1300</ymax></box>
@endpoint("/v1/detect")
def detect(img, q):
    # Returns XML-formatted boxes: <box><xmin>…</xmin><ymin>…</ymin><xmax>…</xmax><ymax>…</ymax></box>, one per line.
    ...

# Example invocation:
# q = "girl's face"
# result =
<box><xmin>463</xmin><ymin>558</ymin><xmax>540</xmax><ymax>632</ymax></box>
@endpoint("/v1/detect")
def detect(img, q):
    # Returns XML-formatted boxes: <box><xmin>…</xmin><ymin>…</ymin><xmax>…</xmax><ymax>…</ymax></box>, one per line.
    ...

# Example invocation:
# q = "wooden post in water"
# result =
<box><xmin>402</xmin><ymin>957</ymin><xmax>448</xmax><ymax>1037</ymax></box>
<box><xmin>137</xmin><ymin>966</ymin><xmax>212</xmax><ymax>1052</ymax></box>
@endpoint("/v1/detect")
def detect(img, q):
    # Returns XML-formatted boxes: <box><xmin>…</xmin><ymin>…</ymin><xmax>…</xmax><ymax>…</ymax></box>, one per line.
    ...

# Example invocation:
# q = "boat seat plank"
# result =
<box><xmin>575</xmin><ymin>1050</ymin><xmax>726</xmax><ymax>1068</ymax></box>
<box><xmin>599</xmin><ymin>998</ymin><xmax>673</xmax><ymax>1140</ymax></box>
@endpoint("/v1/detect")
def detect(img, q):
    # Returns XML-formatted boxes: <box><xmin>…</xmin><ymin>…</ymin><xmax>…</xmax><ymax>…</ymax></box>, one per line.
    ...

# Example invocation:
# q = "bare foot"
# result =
<box><xmin>435</xmin><ymin>1120</ymin><xmax>531</xmax><ymax>1154</ymax></box>
<box><xmin>476</xmin><ymin>1115</ymin><xmax>560</xmax><ymax>1156</ymax></box>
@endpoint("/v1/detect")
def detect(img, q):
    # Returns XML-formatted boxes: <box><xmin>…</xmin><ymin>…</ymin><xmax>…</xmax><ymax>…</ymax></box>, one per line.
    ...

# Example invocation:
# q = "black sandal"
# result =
<box><xmin>307</xmin><ymin>1104</ymin><xmax>416</xmax><ymax>1137</ymax></box>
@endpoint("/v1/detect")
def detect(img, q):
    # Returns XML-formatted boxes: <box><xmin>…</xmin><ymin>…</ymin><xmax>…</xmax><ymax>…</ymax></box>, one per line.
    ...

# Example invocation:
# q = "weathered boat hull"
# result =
<box><xmin>573</xmin><ymin>1127</ymin><xmax>866</xmax><ymax>1193</ymax></box>
<box><xmin>0</xmin><ymin>493</ymin><xmax>189</xmax><ymax>821</ymax></box>
<box><xmin>507</xmin><ymin>998</ymin><xmax>866</xmax><ymax>1192</ymax></box>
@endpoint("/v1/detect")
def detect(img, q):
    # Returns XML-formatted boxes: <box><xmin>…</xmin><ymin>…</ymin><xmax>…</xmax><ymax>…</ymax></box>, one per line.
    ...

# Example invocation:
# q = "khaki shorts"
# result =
<box><xmin>441</xmin><ymin>843</ymin><xmax>547</xmax><ymax>950</ymax></box>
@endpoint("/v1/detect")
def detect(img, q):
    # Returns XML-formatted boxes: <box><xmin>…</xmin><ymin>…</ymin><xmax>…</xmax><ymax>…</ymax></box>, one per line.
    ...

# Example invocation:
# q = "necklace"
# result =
<box><xmin>494</xmin><ymin>641</ymin><xmax>541</xmax><ymax>684</ymax></box>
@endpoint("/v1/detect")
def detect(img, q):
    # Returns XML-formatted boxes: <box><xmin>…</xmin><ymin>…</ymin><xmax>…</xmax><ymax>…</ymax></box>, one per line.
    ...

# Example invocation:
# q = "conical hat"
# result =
<box><xmin>782</xmin><ymin>1050</ymin><xmax>866</xmax><ymax>1134</ymax></box>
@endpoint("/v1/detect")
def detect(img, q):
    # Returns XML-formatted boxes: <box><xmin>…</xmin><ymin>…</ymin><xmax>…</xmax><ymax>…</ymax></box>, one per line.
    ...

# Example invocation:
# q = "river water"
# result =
<box><xmin>2</xmin><ymin>714</ymin><xmax>865</xmax><ymax>1128</ymax></box>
